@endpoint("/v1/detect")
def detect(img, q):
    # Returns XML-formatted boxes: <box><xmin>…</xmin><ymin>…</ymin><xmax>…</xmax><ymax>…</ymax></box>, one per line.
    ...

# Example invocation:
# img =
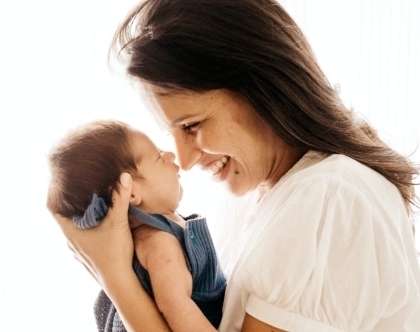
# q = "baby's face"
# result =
<box><xmin>129</xmin><ymin>131</ymin><xmax>183</xmax><ymax>216</ymax></box>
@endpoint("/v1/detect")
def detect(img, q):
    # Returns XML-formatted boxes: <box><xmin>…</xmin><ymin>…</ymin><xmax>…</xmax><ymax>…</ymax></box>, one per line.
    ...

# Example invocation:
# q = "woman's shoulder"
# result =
<box><xmin>260</xmin><ymin>151</ymin><xmax>404</xmax><ymax>216</ymax></box>
<box><xmin>289</xmin><ymin>151</ymin><xmax>375</xmax><ymax>179</ymax></box>
<box><xmin>278</xmin><ymin>151</ymin><xmax>394</xmax><ymax>193</ymax></box>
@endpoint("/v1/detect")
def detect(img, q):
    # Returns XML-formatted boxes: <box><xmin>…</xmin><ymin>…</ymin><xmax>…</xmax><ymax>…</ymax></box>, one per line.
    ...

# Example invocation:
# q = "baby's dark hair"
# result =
<box><xmin>47</xmin><ymin>120</ymin><xmax>138</xmax><ymax>218</ymax></box>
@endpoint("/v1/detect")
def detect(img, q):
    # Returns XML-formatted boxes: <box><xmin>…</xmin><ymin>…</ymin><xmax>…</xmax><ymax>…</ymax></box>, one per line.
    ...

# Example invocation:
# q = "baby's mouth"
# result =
<box><xmin>209</xmin><ymin>156</ymin><xmax>230</xmax><ymax>176</ymax></box>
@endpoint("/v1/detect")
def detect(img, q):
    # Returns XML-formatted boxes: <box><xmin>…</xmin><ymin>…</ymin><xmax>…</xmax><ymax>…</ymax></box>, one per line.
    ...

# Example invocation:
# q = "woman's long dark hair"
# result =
<box><xmin>110</xmin><ymin>0</ymin><xmax>418</xmax><ymax>213</ymax></box>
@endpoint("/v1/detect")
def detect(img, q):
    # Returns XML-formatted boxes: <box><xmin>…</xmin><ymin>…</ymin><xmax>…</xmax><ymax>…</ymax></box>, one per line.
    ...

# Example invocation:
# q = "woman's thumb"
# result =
<box><xmin>119</xmin><ymin>172</ymin><xmax>132</xmax><ymax>192</ymax></box>
<box><xmin>107</xmin><ymin>172</ymin><xmax>132</xmax><ymax>224</ymax></box>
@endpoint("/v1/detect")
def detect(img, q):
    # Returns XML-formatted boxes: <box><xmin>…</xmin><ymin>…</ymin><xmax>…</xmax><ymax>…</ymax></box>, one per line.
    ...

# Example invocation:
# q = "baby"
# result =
<box><xmin>47</xmin><ymin>120</ymin><xmax>226</xmax><ymax>332</ymax></box>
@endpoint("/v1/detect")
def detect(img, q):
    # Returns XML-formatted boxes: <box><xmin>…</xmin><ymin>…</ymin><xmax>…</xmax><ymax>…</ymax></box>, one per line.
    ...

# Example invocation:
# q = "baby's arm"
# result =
<box><xmin>133</xmin><ymin>225</ymin><xmax>217</xmax><ymax>332</ymax></box>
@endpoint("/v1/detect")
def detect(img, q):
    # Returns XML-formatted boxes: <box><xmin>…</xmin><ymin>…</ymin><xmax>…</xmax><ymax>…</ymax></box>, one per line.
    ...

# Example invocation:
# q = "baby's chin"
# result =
<box><xmin>179</xmin><ymin>185</ymin><xmax>183</xmax><ymax>202</ymax></box>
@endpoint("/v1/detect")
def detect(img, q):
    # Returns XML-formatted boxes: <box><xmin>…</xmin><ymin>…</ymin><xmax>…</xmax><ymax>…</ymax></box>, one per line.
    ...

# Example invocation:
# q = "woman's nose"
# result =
<box><xmin>174</xmin><ymin>135</ymin><xmax>201</xmax><ymax>171</ymax></box>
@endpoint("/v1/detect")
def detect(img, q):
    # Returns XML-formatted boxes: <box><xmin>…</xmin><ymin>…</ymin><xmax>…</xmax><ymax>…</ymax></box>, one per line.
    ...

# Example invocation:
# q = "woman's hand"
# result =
<box><xmin>241</xmin><ymin>313</ymin><xmax>286</xmax><ymax>332</ymax></box>
<box><xmin>49</xmin><ymin>173</ymin><xmax>172</xmax><ymax>331</ymax></box>
<box><xmin>49</xmin><ymin>173</ymin><xmax>135</xmax><ymax>287</ymax></box>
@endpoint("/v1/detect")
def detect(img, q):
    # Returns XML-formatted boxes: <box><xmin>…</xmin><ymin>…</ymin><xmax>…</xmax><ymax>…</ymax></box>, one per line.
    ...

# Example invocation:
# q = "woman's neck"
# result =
<box><xmin>258</xmin><ymin>147</ymin><xmax>307</xmax><ymax>200</ymax></box>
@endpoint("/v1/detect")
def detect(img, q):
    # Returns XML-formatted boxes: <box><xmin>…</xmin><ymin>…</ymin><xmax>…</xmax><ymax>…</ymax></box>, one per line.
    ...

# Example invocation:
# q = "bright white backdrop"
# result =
<box><xmin>0</xmin><ymin>0</ymin><xmax>419</xmax><ymax>331</ymax></box>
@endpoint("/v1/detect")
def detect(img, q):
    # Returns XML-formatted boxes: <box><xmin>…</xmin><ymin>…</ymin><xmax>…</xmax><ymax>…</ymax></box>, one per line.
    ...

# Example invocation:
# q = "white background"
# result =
<box><xmin>0</xmin><ymin>0</ymin><xmax>419</xmax><ymax>331</ymax></box>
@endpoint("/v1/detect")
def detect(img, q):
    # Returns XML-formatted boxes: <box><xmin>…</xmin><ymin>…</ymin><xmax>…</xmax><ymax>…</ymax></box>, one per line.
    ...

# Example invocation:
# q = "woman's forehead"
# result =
<box><xmin>150</xmin><ymin>89</ymin><xmax>224</xmax><ymax>117</ymax></box>
<box><xmin>143</xmin><ymin>82</ymin><xmax>194</xmax><ymax>96</ymax></box>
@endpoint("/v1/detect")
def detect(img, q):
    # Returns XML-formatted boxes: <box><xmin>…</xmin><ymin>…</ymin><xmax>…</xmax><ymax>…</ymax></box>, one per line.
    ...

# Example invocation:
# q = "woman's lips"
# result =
<box><xmin>210</xmin><ymin>156</ymin><xmax>231</xmax><ymax>182</ymax></box>
<box><xmin>209</xmin><ymin>156</ymin><xmax>229</xmax><ymax>175</ymax></box>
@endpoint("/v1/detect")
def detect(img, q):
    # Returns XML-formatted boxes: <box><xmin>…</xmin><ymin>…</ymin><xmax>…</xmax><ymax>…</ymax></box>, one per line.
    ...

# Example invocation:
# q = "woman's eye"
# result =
<box><xmin>181</xmin><ymin>122</ymin><xmax>200</xmax><ymax>133</ymax></box>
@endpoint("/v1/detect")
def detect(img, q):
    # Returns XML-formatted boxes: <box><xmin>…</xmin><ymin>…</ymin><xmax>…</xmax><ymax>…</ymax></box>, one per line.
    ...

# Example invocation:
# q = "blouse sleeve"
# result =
<box><xmin>233</xmin><ymin>175</ymin><xmax>417</xmax><ymax>331</ymax></box>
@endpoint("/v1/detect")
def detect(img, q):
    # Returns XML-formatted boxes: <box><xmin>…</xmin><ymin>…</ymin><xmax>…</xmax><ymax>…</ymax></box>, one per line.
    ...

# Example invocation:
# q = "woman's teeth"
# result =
<box><xmin>210</xmin><ymin>156</ymin><xmax>229</xmax><ymax>175</ymax></box>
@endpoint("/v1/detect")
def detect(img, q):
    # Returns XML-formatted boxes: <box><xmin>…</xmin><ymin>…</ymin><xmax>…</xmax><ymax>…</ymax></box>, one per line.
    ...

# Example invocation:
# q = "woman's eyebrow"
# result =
<box><xmin>170</xmin><ymin>114</ymin><xmax>196</xmax><ymax>127</ymax></box>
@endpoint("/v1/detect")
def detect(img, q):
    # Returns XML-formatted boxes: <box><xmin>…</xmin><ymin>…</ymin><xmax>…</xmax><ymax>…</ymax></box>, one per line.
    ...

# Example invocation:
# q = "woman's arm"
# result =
<box><xmin>134</xmin><ymin>225</ymin><xmax>217</xmax><ymax>332</ymax></box>
<box><xmin>49</xmin><ymin>173</ymin><xmax>171</xmax><ymax>331</ymax></box>
<box><xmin>102</xmin><ymin>266</ymin><xmax>171</xmax><ymax>332</ymax></box>
<box><xmin>242</xmin><ymin>314</ymin><xmax>286</xmax><ymax>332</ymax></box>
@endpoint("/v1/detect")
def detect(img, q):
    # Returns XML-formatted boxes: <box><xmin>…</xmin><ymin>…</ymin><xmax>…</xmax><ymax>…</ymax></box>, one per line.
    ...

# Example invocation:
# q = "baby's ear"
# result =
<box><xmin>129</xmin><ymin>181</ymin><xmax>142</xmax><ymax>206</ymax></box>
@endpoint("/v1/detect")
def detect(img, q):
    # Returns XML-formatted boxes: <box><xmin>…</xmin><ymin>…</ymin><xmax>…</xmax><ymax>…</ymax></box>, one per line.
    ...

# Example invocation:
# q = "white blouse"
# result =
<box><xmin>216</xmin><ymin>151</ymin><xmax>420</xmax><ymax>331</ymax></box>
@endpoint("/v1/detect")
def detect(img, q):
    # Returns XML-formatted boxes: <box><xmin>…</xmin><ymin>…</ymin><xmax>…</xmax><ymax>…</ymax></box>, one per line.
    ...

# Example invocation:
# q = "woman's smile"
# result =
<box><xmin>147</xmin><ymin>86</ymin><xmax>300</xmax><ymax>196</ymax></box>
<box><xmin>206</xmin><ymin>156</ymin><xmax>230</xmax><ymax>177</ymax></box>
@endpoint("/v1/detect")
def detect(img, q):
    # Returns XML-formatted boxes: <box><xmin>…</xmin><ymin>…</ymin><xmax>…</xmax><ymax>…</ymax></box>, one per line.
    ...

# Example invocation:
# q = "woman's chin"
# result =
<box><xmin>225</xmin><ymin>181</ymin><xmax>250</xmax><ymax>197</ymax></box>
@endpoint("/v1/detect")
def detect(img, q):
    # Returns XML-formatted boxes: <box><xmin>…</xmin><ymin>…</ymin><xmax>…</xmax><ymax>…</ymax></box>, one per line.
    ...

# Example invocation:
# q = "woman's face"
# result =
<box><xmin>147</xmin><ymin>87</ymin><xmax>300</xmax><ymax>196</ymax></box>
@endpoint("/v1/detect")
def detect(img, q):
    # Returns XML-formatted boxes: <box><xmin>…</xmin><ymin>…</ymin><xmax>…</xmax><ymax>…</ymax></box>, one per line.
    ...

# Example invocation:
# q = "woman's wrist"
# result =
<box><xmin>98</xmin><ymin>264</ymin><xmax>137</xmax><ymax>292</ymax></box>
<box><xmin>103</xmin><ymin>269</ymin><xmax>171</xmax><ymax>332</ymax></box>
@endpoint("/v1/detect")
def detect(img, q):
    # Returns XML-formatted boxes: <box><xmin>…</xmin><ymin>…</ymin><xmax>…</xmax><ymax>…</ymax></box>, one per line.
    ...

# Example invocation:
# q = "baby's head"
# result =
<box><xmin>47</xmin><ymin>120</ymin><xmax>182</xmax><ymax>220</ymax></box>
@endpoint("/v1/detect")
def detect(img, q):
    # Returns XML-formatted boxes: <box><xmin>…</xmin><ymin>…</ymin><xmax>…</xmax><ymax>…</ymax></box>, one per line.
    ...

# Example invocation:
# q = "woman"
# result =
<box><xmin>50</xmin><ymin>0</ymin><xmax>420</xmax><ymax>331</ymax></box>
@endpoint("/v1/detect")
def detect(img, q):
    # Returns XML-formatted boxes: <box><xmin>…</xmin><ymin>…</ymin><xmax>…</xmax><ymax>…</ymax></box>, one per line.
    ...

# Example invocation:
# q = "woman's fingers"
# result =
<box><xmin>105</xmin><ymin>172</ymin><xmax>132</xmax><ymax>228</ymax></box>
<box><xmin>48</xmin><ymin>172</ymin><xmax>132</xmax><ymax>232</ymax></box>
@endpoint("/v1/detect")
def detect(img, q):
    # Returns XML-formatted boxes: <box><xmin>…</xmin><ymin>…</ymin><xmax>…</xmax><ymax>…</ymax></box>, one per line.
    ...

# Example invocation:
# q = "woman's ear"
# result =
<box><xmin>129</xmin><ymin>180</ymin><xmax>142</xmax><ymax>206</ymax></box>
